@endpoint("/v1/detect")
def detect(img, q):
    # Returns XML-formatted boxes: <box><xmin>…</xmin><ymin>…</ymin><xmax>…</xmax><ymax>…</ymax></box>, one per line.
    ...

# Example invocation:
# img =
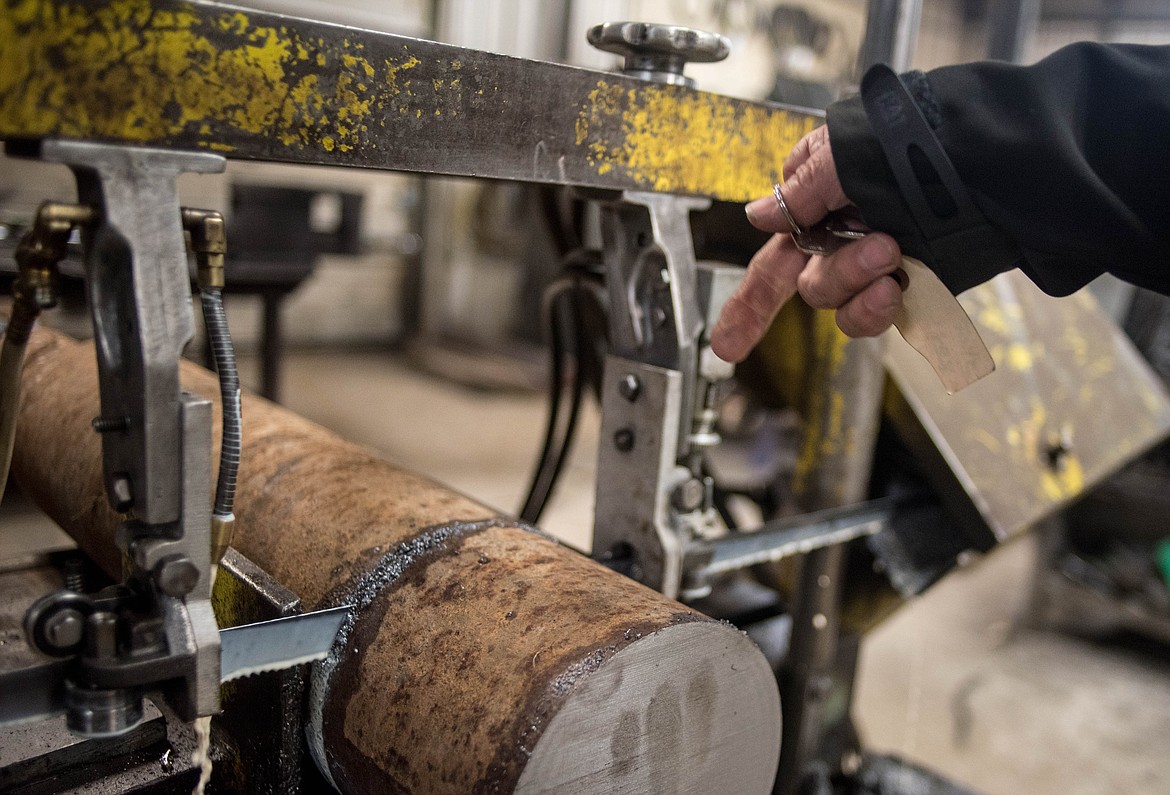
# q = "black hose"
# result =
<box><xmin>519</xmin><ymin>254</ymin><xmax>608</xmax><ymax>525</ymax></box>
<box><xmin>200</xmin><ymin>288</ymin><xmax>241</xmax><ymax>518</ymax></box>
<box><xmin>520</xmin><ymin>277</ymin><xmax>576</xmax><ymax>524</ymax></box>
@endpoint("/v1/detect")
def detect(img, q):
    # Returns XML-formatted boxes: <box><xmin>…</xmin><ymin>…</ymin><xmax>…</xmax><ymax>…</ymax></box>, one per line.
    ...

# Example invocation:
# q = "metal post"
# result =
<box><xmin>986</xmin><ymin>0</ymin><xmax>1040</xmax><ymax>62</ymax></box>
<box><xmin>775</xmin><ymin>323</ymin><xmax>885</xmax><ymax>794</ymax></box>
<box><xmin>859</xmin><ymin>0</ymin><xmax>923</xmax><ymax>72</ymax></box>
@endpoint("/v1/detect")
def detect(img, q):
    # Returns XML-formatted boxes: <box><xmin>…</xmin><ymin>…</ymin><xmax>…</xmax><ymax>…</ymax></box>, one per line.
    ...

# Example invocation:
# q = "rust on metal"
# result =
<box><xmin>10</xmin><ymin>326</ymin><xmax>779</xmax><ymax>793</ymax></box>
<box><xmin>0</xmin><ymin>0</ymin><xmax>818</xmax><ymax>202</ymax></box>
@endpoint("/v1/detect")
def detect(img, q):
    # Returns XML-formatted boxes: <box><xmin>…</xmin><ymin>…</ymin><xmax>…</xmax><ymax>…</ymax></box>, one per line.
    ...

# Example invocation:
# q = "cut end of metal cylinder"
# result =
<box><xmin>515</xmin><ymin>621</ymin><xmax>781</xmax><ymax>794</ymax></box>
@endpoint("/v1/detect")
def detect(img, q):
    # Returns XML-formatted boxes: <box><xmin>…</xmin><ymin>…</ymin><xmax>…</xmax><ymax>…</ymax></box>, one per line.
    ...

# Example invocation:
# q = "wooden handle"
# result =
<box><xmin>892</xmin><ymin>256</ymin><xmax>995</xmax><ymax>394</ymax></box>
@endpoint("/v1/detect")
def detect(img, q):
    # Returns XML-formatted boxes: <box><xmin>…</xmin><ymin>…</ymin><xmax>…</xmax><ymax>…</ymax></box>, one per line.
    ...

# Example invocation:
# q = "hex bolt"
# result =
<box><xmin>43</xmin><ymin>609</ymin><xmax>84</xmax><ymax>651</ymax></box>
<box><xmin>672</xmin><ymin>478</ymin><xmax>705</xmax><ymax>513</ymax></box>
<box><xmin>618</xmin><ymin>374</ymin><xmax>642</xmax><ymax>402</ymax></box>
<box><xmin>613</xmin><ymin>427</ymin><xmax>635</xmax><ymax>452</ymax></box>
<box><xmin>154</xmin><ymin>555</ymin><xmax>200</xmax><ymax>597</ymax></box>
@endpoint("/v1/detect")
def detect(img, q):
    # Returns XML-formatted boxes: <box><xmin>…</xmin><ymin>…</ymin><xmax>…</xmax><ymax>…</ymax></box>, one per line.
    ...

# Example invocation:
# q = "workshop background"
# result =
<box><xmin>3</xmin><ymin>1</ymin><xmax>1170</xmax><ymax>794</ymax></box>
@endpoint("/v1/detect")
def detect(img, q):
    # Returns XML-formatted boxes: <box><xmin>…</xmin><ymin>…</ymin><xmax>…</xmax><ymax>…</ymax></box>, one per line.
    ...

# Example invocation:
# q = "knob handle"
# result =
<box><xmin>587</xmin><ymin>22</ymin><xmax>729</xmax><ymax>87</ymax></box>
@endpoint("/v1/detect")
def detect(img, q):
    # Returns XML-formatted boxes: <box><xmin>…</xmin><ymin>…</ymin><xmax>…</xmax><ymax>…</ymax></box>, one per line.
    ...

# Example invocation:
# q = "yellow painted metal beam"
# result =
<box><xmin>0</xmin><ymin>0</ymin><xmax>820</xmax><ymax>202</ymax></box>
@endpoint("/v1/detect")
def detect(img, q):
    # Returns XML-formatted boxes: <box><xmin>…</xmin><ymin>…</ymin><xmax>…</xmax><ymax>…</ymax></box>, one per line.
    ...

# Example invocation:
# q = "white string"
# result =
<box><xmin>191</xmin><ymin>715</ymin><xmax>213</xmax><ymax>795</ymax></box>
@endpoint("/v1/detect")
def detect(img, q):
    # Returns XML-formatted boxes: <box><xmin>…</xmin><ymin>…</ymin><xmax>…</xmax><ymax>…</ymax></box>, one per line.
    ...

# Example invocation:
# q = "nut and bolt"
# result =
<box><xmin>618</xmin><ymin>374</ymin><xmax>642</xmax><ymax>402</ymax></box>
<box><xmin>43</xmin><ymin>609</ymin><xmax>85</xmax><ymax>650</ymax></box>
<box><xmin>154</xmin><ymin>555</ymin><xmax>200</xmax><ymax>598</ymax></box>
<box><xmin>672</xmin><ymin>478</ymin><xmax>705</xmax><ymax>513</ymax></box>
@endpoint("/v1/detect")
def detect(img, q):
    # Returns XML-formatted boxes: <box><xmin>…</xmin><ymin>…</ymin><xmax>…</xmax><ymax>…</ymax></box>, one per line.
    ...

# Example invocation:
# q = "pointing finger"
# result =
<box><xmin>711</xmin><ymin>234</ymin><xmax>806</xmax><ymax>363</ymax></box>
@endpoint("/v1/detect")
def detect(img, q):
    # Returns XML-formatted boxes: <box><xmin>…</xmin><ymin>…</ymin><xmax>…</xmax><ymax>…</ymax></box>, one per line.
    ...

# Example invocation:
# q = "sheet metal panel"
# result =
<box><xmin>885</xmin><ymin>271</ymin><xmax>1170</xmax><ymax>540</ymax></box>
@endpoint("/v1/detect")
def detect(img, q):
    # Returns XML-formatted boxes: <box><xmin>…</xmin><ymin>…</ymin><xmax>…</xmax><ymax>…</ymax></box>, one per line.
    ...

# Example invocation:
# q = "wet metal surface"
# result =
<box><xmin>0</xmin><ymin>0</ymin><xmax>819</xmax><ymax>203</ymax></box>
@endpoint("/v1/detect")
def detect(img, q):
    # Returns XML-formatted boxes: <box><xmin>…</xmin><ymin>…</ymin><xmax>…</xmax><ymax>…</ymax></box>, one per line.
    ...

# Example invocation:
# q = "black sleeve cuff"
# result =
<box><xmin>827</xmin><ymin>93</ymin><xmax>1023</xmax><ymax>295</ymax></box>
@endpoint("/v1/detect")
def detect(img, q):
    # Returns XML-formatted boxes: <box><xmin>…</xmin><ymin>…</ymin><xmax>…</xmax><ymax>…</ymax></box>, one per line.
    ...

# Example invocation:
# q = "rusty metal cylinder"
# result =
<box><xmin>11</xmin><ymin>327</ymin><xmax>781</xmax><ymax>794</ymax></box>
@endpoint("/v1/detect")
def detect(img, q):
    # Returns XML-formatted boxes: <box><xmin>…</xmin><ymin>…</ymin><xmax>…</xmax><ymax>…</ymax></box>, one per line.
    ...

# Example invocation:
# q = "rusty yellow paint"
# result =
<box><xmin>792</xmin><ymin>312</ymin><xmax>852</xmax><ymax>497</ymax></box>
<box><xmin>0</xmin><ymin>0</ymin><xmax>390</xmax><ymax>154</ymax></box>
<box><xmin>576</xmin><ymin>79</ymin><xmax>819</xmax><ymax>202</ymax></box>
<box><xmin>2</xmin><ymin>0</ymin><xmax>819</xmax><ymax>198</ymax></box>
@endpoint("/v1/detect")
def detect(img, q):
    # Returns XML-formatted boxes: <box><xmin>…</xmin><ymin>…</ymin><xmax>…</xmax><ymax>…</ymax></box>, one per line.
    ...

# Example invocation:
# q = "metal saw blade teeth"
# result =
<box><xmin>221</xmin><ymin>651</ymin><xmax>331</xmax><ymax>682</ymax></box>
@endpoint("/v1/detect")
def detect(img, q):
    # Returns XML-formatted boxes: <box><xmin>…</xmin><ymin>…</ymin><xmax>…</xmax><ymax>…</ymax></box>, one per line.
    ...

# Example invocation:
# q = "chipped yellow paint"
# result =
<box><xmin>978</xmin><ymin>305</ymin><xmax>1009</xmax><ymax>337</ymax></box>
<box><xmin>2</xmin><ymin>0</ymin><xmax>821</xmax><ymax>198</ymax></box>
<box><xmin>0</xmin><ymin>0</ymin><xmax>384</xmax><ymax>154</ymax></box>
<box><xmin>1005</xmin><ymin>342</ymin><xmax>1033</xmax><ymax>372</ymax></box>
<box><xmin>1040</xmin><ymin>454</ymin><xmax>1084</xmax><ymax>501</ymax></box>
<box><xmin>1087</xmin><ymin>355</ymin><xmax>1116</xmax><ymax>379</ymax></box>
<box><xmin>793</xmin><ymin>313</ymin><xmax>852</xmax><ymax>496</ymax></box>
<box><xmin>1061</xmin><ymin>326</ymin><xmax>1089</xmax><ymax>367</ymax></box>
<box><xmin>575</xmin><ymin>79</ymin><xmax>818</xmax><ymax>202</ymax></box>
<box><xmin>1029</xmin><ymin>399</ymin><xmax>1047</xmax><ymax>431</ymax></box>
<box><xmin>970</xmin><ymin>428</ymin><xmax>1002</xmax><ymax>453</ymax></box>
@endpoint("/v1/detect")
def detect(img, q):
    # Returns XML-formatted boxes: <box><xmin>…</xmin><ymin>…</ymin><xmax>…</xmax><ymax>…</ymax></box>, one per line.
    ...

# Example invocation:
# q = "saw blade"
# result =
<box><xmin>218</xmin><ymin>605</ymin><xmax>350</xmax><ymax>683</ymax></box>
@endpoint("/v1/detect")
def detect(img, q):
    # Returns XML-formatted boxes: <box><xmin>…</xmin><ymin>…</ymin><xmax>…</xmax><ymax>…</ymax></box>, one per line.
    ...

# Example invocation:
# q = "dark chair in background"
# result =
<box><xmin>222</xmin><ymin>184</ymin><xmax>362</xmax><ymax>401</ymax></box>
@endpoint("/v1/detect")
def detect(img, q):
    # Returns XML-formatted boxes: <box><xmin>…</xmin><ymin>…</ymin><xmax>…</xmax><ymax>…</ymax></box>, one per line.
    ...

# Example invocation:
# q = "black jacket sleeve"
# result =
<box><xmin>826</xmin><ymin>42</ymin><xmax>1170</xmax><ymax>296</ymax></box>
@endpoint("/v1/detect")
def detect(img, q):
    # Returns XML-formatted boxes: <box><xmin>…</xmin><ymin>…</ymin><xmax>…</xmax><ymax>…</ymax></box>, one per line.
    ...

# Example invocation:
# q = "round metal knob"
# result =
<box><xmin>587</xmin><ymin>22</ymin><xmax>730</xmax><ymax>87</ymax></box>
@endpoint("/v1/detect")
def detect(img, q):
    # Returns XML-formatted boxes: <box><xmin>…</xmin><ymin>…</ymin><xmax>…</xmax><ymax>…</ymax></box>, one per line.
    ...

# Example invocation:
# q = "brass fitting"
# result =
<box><xmin>210</xmin><ymin>513</ymin><xmax>235</xmax><ymax>567</ymax></box>
<box><xmin>181</xmin><ymin>208</ymin><xmax>227</xmax><ymax>290</ymax></box>
<box><xmin>6</xmin><ymin>203</ymin><xmax>96</xmax><ymax>344</ymax></box>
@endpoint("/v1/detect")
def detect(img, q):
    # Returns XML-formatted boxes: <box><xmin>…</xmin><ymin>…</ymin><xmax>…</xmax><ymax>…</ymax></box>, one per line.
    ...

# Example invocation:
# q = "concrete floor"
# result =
<box><xmin>5</xmin><ymin>348</ymin><xmax>1170</xmax><ymax>794</ymax></box>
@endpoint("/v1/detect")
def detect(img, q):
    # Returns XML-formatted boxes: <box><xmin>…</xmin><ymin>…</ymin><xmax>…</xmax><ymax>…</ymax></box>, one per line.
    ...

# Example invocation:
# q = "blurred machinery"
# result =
<box><xmin>1</xmin><ymin>2</ymin><xmax>1170</xmax><ymax>794</ymax></box>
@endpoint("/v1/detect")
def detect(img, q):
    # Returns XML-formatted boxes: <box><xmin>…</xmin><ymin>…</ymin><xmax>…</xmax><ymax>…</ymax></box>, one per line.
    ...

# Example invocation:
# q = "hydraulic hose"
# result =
<box><xmin>183</xmin><ymin>206</ymin><xmax>238</xmax><ymax>568</ymax></box>
<box><xmin>0</xmin><ymin>297</ymin><xmax>41</xmax><ymax>502</ymax></box>
<box><xmin>200</xmin><ymin>287</ymin><xmax>241</xmax><ymax>519</ymax></box>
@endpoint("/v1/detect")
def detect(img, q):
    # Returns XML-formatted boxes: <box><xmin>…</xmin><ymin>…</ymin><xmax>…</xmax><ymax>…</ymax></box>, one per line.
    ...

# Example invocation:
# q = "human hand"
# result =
<box><xmin>710</xmin><ymin>125</ymin><xmax>904</xmax><ymax>363</ymax></box>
